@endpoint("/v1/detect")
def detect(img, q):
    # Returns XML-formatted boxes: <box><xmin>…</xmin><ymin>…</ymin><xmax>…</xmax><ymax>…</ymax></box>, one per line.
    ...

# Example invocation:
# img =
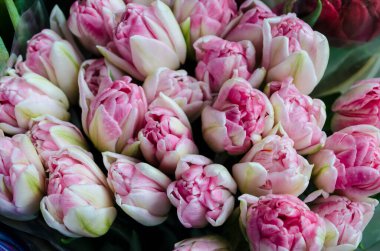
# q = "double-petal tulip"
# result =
<box><xmin>233</xmin><ymin>124</ymin><xmax>313</xmax><ymax>196</ymax></box>
<box><xmin>223</xmin><ymin>0</ymin><xmax>276</xmax><ymax>61</ymax></box>
<box><xmin>173</xmin><ymin>0</ymin><xmax>237</xmax><ymax>49</ymax></box>
<box><xmin>331</xmin><ymin>78</ymin><xmax>380</xmax><ymax>131</ymax></box>
<box><xmin>98</xmin><ymin>1</ymin><xmax>186</xmax><ymax>81</ymax></box>
<box><xmin>262</xmin><ymin>14</ymin><xmax>329</xmax><ymax>95</ymax></box>
<box><xmin>173</xmin><ymin>235</ymin><xmax>230</xmax><ymax>251</ymax></box>
<box><xmin>28</xmin><ymin>115</ymin><xmax>88</xmax><ymax>164</ymax></box>
<box><xmin>267</xmin><ymin>78</ymin><xmax>327</xmax><ymax>155</ymax></box>
<box><xmin>202</xmin><ymin>78</ymin><xmax>274</xmax><ymax>155</ymax></box>
<box><xmin>81</xmin><ymin>76</ymin><xmax>147</xmax><ymax>157</ymax></box>
<box><xmin>143</xmin><ymin>67</ymin><xmax>212</xmax><ymax>121</ymax></box>
<box><xmin>167</xmin><ymin>154</ymin><xmax>237</xmax><ymax>228</ymax></box>
<box><xmin>0</xmin><ymin>73</ymin><xmax>70</xmax><ymax>135</ymax></box>
<box><xmin>308</xmin><ymin>125</ymin><xmax>380</xmax><ymax>199</ymax></box>
<box><xmin>103</xmin><ymin>152</ymin><xmax>171</xmax><ymax>226</ymax></box>
<box><xmin>0</xmin><ymin>131</ymin><xmax>45</xmax><ymax>220</ymax></box>
<box><xmin>78</xmin><ymin>58</ymin><xmax>124</xmax><ymax>132</ymax></box>
<box><xmin>194</xmin><ymin>35</ymin><xmax>265</xmax><ymax>92</ymax></box>
<box><xmin>17</xmin><ymin>29</ymin><xmax>82</xmax><ymax>103</ymax></box>
<box><xmin>68</xmin><ymin>0</ymin><xmax>126</xmax><ymax>54</ymax></box>
<box><xmin>239</xmin><ymin>194</ymin><xmax>326</xmax><ymax>251</ymax></box>
<box><xmin>138</xmin><ymin>93</ymin><xmax>198</xmax><ymax>174</ymax></box>
<box><xmin>40</xmin><ymin>147</ymin><xmax>117</xmax><ymax>237</ymax></box>
<box><xmin>311</xmin><ymin>195</ymin><xmax>378</xmax><ymax>251</ymax></box>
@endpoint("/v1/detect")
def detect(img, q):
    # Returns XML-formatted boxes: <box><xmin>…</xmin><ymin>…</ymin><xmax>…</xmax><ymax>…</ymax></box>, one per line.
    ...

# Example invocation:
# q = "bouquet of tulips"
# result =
<box><xmin>0</xmin><ymin>0</ymin><xmax>380</xmax><ymax>250</ymax></box>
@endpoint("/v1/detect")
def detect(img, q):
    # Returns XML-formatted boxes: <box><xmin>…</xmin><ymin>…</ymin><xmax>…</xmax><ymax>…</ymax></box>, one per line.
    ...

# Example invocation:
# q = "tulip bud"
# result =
<box><xmin>143</xmin><ymin>67</ymin><xmax>212</xmax><ymax>121</ymax></box>
<box><xmin>138</xmin><ymin>93</ymin><xmax>198</xmax><ymax>174</ymax></box>
<box><xmin>267</xmin><ymin>78</ymin><xmax>327</xmax><ymax>155</ymax></box>
<box><xmin>331</xmin><ymin>78</ymin><xmax>380</xmax><ymax>131</ymax></box>
<box><xmin>173</xmin><ymin>235</ymin><xmax>230</xmax><ymax>251</ymax></box>
<box><xmin>78</xmin><ymin>58</ymin><xmax>124</xmax><ymax>134</ymax></box>
<box><xmin>194</xmin><ymin>35</ymin><xmax>262</xmax><ymax>93</ymax></box>
<box><xmin>223</xmin><ymin>0</ymin><xmax>276</xmax><ymax>62</ymax></box>
<box><xmin>239</xmin><ymin>194</ymin><xmax>326</xmax><ymax>251</ymax></box>
<box><xmin>167</xmin><ymin>154</ymin><xmax>236</xmax><ymax>228</ymax></box>
<box><xmin>98</xmin><ymin>1</ymin><xmax>187</xmax><ymax>81</ymax></box>
<box><xmin>0</xmin><ymin>131</ymin><xmax>45</xmax><ymax>220</ymax></box>
<box><xmin>202</xmin><ymin>78</ymin><xmax>274</xmax><ymax>155</ymax></box>
<box><xmin>262</xmin><ymin>14</ymin><xmax>329</xmax><ymax>95</ymax></box>
<box><xmin>28</xmin><ymin>115</ymin><xmax>88</xmax><ymax>164</ymax></box>
<box><xmin>40</xmin><ymin>147</ymin><xmax>117</xmax><ymax>237</ymax></box>
<box><xmin>103</xmin><ymin>152</ymin><xmax>171</xmax><ymax>226</ymax></box>
<box><xmin>308</xmin><ymin>125</ymin><xmax>380</xmax><ymax>199</ymax></box>
<box><xmin>0</xmin><ymin>73</ymin><xmax>70</xmax><ymax>135</ymax></box>
<box><xmin>68</xmin><ymin>0</ymin><xmax>126</xmax><ymax>54</ymax></box>
<box><xmin>311</xmin><ymin>195</ymin><xmax>378</xmax><ymax>250</ymax></box>
<box><xmin>18</xmin><ymin>29</ymin><xmax>82</xmax><ymax>104</ymax></box>
<box><xmin>173</xmin><ymin>0</ymin><xmax>238</xmax><ymax>50</ymax></box>
<box><xmin>233</xmin><ymin>124</ymin><xmax>313</xmax><ymax>196</ymax></box>
<box><xmin>82</xmin><ymin>76</ymin><xmax>148</xmax><ymax>157</ymax></box>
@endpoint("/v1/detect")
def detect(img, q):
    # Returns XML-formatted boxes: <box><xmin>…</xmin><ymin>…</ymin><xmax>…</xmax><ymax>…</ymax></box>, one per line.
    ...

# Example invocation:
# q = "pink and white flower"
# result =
<box><xmin>0</xmin><ymin>73</ymin><xmax>70</xmax><ymax>135</ymax></box>
<box><xmin>239</xmin><ymin>193</ymin><xmax>326</xmax><ymax>251</ymax></box>
<box><xmin>103</xmin><ymin>152</ymin><xmax>172</xmax><ymax>226</ymax></box>
<box><xmin>40</xmin><ymin>147</ymin><xmax>117</xmax><ymax>237</ymax></box>
<box><xmin>167</xmin><ymin>154</ymin><xmax>237</xmax><ymax>228</ymax></box>
<box><xmin>98</xmin><ymin>1</ymin><xmax>186</xmax><ymax>81</ymax></box>
<box><xmin>262</xmin><ymin>14</ymin><xmax>329</xmax><ymax>95</ymax></box>
<box><xmin>331</xmin><ymin>78</ymin><xmax>380</xmax><ymax>131</ymax></box>
<box><xmin>311</xmin><ymin>195</ymin><xmax>378</xmax><ymax>250</ymax></box>
<box><xmin>138</xmin><ymin>93</ymin><xmax>198</xmax><ymax>174</ymax></box>
<box><xmin>267</xmin><ymin>78</ymin><xmax>327</xmax><ymax>155</ymax></box>
<box><xmin>143</xmin><ymin>67</ymin><xmax>212</xmax><ymax>121</ymax></box>
<box><xmin>308</xmin><ymin>125</ymin><xmax>380</xmax><ymax>199</ymax></box>
<box><xmin>202</xmin><ymin>78</ymin><xmax>274</xmax><ymax>155</ymax></box>
<box><xmin>0</xmin><ymin>131</ymin><xmax>45</xmax><ymax>220</ymax></box>
<box><xmin>233</xmin><ymin>124</ymin><xmax>313</xmax><ymax>196</ymax></box>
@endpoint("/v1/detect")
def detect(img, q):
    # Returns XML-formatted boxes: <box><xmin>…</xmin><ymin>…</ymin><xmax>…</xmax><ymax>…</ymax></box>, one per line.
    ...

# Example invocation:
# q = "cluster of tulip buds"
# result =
<box><xmin>1</xmin><ymin>0</ymin><xmax>380</xmax><ymax>250</ymax></box>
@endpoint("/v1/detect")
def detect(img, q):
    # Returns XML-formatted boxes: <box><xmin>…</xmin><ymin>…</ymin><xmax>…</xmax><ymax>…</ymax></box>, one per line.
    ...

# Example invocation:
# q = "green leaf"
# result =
<box><xmin>303</xmin><ymin>0</ymin><xmax>322</xmax><ymax>27</ymax></box>
<box><xmin>0</xmin><ymin>37</ymin><xmax>9</xmax><ymax>75</ymax></box>
<box><xmin>3</xmin><ymin>0</ymin><xmax>20</xmax><ymax>29</ymax></box>
<box><xmin>358</xmin><ymin>204</ymin><xmax>380</xmax><ymax>250</ymax></box>
<box><xmin>312</xmin><ymin>36</ymin><xmax>380</xmax><ymax>97</ymax></box>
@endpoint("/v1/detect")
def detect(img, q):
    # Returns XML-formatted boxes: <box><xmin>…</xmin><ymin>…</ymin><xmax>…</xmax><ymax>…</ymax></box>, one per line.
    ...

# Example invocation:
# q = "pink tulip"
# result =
<box><xmin>18</xmin><ymin>29</ymin><xmax>82</xmax><ymax>103</ymax></box>
<box><xmin>194</xmin><ymin>35</ymin><xmax>265</xmax><ymax>93</ymax></box>
<box><xmin>233</xmin><ymin>124</ymin><xmax>313</xmax><ymax>197</ymax></box>
<box><xmin>82</xmin><ymin>76</ymin><xmax>147</xmax><ymax>156</ymax></box>
<box><xmin>138</xmin><ymin>93</ymin><xmax>198</xmax><ymax>174</ymax></box>
<box><xmin>202</xmin><ymin>78</ymin><xmax>274</xmax><ymax>155</ymax></box>
<box><xmin>103</xmin><ymin>152</ymin><xmax>172</xmax><ymax>226</ymax></box>
<box><xmin>143</xmin><ymin>67</ymin><xmax>212</xmax><ymax>121</ymax></box>
<box><xmin>308</xmin><ymin>125</ymin><xmax>380</xmax><ymax>199</ymax></box>
<box><xmin>262</xmin><ymin>14</ymin><xmax>329</xmax><ymax>95</ymax></box>
<box><xmin>78</xmin><ymin>58</ymin><xmax>124</xmax><ymax>131</ymax></box>
<box><xmin>267</xmin><ymin>78</ymin><xmax>327</xmax><ymax>155</ymax></box>
<box><xmin>239</xmin><ymin>193</ymin><xmax>326</xmax><ymax>251</ymax></box>
<box><xmin>167</xmin><ymin>154</ymin><xmax>236</xmax><ymax>228</ymax></box>
<box><xmin>173</xmin><ymin>0</ymin><xmax>238</xmax><ymax>48</ymax></box>
<box><xmin>223</xmin><ymin>0</ymin><xmax>276</xmax><ymax>61</ymax></box>
<box><xmin>0</xmin><ymin>74</ymin><xmax>70</xmax><ymax>135</ymax></box>
<box><xmin>68</xmin><ymin>0</ymin><xmax>126</xmax><ymax>54</ymax></box>
<box><xmin>311</xmin><ymin>195</ymin><xmax>378</xmax><ymax>250</ymax></box>
<box><xmin>0</xmin><ymin>131</ymin><xmax>45</xmax><ymax>220</ymax></box>
<box><xmin>28</xmin><ymin>115</ymin><xmax>88</xmax><ymax>164</ymax></box>
<box><xmin>331</xmin><ymin>78</ymin><xmax>380</xmax><ymax>131</ymax></box>
<box><xmin>98</xmin><ymin>1</ymin><xmax>186</xmax><ymax>81</ymax></box>
<box><xmin>173</xmin><ymin>235</ymin><xmax>229</xmax><ymax>251</ymax></box>
<box><xmin>40</xmin><ymin>147</ymin><xmax>117</xmax><ymax>237</ymax></box>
